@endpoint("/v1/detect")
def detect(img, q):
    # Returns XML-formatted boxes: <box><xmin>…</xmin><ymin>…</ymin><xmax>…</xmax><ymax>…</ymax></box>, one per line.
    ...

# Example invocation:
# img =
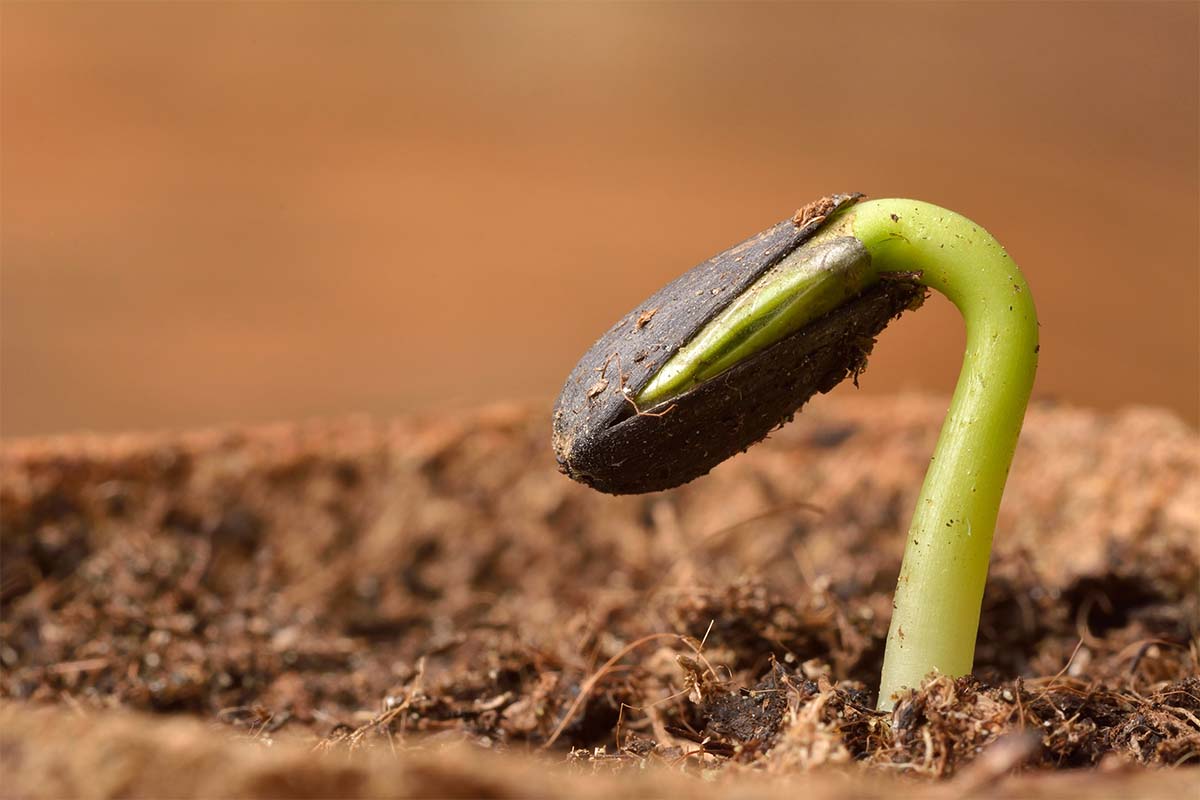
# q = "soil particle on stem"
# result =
<box><xmin>1</xmin><ymin>396</ymin><xmax>1196</xmax><ymax>796</ymax></box>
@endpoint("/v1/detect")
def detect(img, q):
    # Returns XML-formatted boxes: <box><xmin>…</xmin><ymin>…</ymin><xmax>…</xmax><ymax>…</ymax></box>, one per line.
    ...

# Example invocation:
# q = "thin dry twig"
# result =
<box><xmin>543</xmin><ymin>632</ymin><xmax>683</xmax><ymax>750</ymax></box>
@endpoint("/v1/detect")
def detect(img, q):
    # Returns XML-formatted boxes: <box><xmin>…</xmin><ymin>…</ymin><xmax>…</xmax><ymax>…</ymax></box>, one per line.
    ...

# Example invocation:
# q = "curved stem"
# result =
<box><xmin>625</xmin><ymin>197</ymin><xmax>1038</xmax><ymax>710</ymax></box>
<box><xmin>816</xmin><ymin>199</ymin><xmax>1039</xmax><ymax>709</ymax></box>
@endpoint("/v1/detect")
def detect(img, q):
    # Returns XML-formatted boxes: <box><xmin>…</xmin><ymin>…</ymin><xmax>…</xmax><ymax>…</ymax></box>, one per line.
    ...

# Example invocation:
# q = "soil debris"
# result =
<box><xmin>635</xmin><ymin>307</ymin><xmax>658</xmax><ymax>329</ymax></box>
<box><xmin>1</xmin><ymin>395</ymin><xmax>1197</xmax><ymax>794</ymax></box>
<box><xmin>792</xmin><ymin>195</ymin><xmax>847</xmax><ymax>228</ymax></box>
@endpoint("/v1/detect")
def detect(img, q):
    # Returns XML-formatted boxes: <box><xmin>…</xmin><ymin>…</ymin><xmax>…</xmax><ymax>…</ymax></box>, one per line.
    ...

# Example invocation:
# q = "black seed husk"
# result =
<box><xmin>552</xmin><ymin>195</ymin><xmax>924</xmax><ymax>495</ymax></box>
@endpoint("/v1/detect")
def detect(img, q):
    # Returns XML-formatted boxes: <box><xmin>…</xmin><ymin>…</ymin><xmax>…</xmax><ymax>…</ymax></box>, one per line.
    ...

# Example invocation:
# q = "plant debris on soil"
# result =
<box><xmin>1</xmin><ymin>394</ymin><xmax>1197</xmax><ymax>797</ymax></box>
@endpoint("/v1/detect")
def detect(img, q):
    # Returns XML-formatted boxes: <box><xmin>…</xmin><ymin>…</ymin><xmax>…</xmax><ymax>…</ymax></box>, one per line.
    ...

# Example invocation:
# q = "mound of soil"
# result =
<box><xmin>1</xmin><ymin>395</ymin><xmax>1197</xmax><ymax>797</ymax></box>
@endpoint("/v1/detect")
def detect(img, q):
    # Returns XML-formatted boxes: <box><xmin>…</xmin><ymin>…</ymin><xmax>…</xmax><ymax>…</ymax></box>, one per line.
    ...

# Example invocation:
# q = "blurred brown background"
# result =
<box><xmin>2</xmin><ymin>2</ymin><xmax>1197</xmax><ymax>437</ymax></box>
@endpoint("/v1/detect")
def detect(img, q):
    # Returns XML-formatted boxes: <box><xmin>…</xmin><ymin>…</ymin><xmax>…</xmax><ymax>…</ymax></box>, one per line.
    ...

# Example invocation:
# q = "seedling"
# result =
<box><xmin>553</xmin><ymin>195</ymin><xmax>1038</xmax><ymax>710</ymax></box>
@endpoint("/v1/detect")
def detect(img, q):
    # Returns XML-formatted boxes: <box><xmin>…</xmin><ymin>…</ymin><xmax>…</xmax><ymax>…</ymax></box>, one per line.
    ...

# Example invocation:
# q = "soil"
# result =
<box><xmin>1</xmin><ymin>394</ymin><xmax>1197</xmax><ymax>798</ymax></box>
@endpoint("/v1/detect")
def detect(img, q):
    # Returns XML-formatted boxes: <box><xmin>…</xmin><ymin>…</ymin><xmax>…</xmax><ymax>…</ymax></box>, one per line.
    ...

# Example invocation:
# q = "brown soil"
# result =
<box><xmin>1</xmin><ymin>395</ymin><xmax>1197</xmax><ymax>797</ymax></box>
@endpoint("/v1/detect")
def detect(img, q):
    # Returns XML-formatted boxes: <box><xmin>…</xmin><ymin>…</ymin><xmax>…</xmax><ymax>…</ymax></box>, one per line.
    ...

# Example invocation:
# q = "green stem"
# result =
<box><xmin>815</xmin><ymin>199</ymin><xmax>1039</xmax><ymax>709</ymax></box>
<box><xmin>631</xmin><ymin>197</ymin><xmax>1038</xmax><ymax>710</ymax></box>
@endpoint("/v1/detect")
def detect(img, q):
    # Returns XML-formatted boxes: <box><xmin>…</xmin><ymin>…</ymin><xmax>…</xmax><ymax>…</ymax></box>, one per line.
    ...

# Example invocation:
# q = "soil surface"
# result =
<box><xmin>1</xmin><ymin>394</ymin><xmax>1197</xmax><ymax>797</ymax></box>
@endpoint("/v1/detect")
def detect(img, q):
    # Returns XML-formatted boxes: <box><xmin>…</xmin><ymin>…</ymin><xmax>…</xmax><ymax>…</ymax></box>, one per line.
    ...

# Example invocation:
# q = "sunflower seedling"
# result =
<box><xmin>552</xmin><ymin>195</ymin><xmax>1038</xmax><ymax>710</ymax></box>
